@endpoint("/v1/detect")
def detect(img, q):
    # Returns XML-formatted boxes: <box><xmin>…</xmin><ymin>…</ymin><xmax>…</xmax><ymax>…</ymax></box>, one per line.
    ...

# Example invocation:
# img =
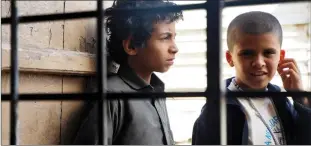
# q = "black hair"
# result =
<box><xmin>227</xmin><ymin>11</ymin><xmax>282</xmax><ymax>51</ymax></box>
<box><xmin>104</xmin><ymin>0</ymin><xmax>183</xmax><ymax>64</ymax></box>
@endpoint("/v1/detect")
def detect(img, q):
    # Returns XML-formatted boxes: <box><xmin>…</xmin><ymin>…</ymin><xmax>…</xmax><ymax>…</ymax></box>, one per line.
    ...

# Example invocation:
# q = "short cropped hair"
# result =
<box><xmin>227</xmin><ymin>11</ymin><xmax>283</xmax><ymax>51</ymax></box>
<box><xmin>104</xmin><ymin>0</ymin><xmax>183</xmax><ymax>64</ymax></box>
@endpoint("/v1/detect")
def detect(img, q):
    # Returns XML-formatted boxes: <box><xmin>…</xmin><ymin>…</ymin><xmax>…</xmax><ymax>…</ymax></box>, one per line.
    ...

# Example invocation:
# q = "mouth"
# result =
<box><xmin>250</xmin><ymin>71</ymin><xmax>267</xmax><ymax>76</ymax></box>
<box><xmin>166</xmin><ymin>58</ymin><xmax>175</xmax><ymax>65</ymax></box>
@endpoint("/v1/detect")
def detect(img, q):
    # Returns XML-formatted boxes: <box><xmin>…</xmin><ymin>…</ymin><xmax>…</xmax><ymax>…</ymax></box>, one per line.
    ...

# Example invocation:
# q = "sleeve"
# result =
<box><xmin>275</xmin><ymin>87</ymin><xmax>311</xmax><ymax>144</ymax></box>
<box><xmin>292</xmin><ymin>101</ymin><xmax>311</xmax><ymax>144</ymax></box>
<box><xmin>191</xmin><ymin>101</ymin><xmax>221</xmax><ymax>145</ymax></box>
<box><xmin>192</xmin><ymin>99</ymin><xmax>245</xmax><ymax>145</ymax></box>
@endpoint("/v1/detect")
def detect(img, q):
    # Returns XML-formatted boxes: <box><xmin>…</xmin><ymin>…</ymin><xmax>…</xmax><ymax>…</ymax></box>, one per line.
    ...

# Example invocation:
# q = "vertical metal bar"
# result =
<box><xmin>206</xmin><ymin>0</ymin><xmax>226</xmax><ymax>145</ymax></box>
<box><xmin>96</xmin><ymin>0</ymin><xmax>108</xmax><ymax>145</ymax></box>
<box><xmin>10</xmin><ymin>0</ymin><xmax>19</xmax><ymax>145</ymax></box>
<box><xmin>309</xmin><ymin>10</ymin><xmax>311</xmax><ymax>89</ymax></box>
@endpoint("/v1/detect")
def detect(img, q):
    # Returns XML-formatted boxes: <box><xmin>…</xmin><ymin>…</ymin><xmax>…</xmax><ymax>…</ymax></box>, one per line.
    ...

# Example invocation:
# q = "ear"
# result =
<box><xmin>122</xmin><ymin>37</ymin><xmax>137</xmax><ymax>56</ymax></box>
<box><xmin>226</xmin><ymin>50</ymin><xmax>234</xmax><ymax>67</ymax></box>
<box><xmin>279</xmin><ymin>49</ymin><xmax>285</xmax><ymax>62</ymax></box>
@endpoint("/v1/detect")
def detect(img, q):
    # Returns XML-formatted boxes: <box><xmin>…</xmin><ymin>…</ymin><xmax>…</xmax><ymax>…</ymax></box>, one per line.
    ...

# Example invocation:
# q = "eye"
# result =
<box><xmin>161</xmin><ymin>35</ymin><xmax>172</xmax><ymax>41</ymax></box>
<box><xmin>239</xmin><ymin>50</ymin><xmax>254</xmax><ymax>56</ymax></box>
<box><xmin>160</xmin><ymin>33</ymin><xmax>174</xmax><ymax>41</ymax></box>
<box><xmin>263</xmin><ymin>49</ymin><xmax>276</xmax><ymax>57</ymax></box>
<box><xmin>161</xmin><ymin>36</ymin><xmax>170</xmax><ymax>40</ymax></box>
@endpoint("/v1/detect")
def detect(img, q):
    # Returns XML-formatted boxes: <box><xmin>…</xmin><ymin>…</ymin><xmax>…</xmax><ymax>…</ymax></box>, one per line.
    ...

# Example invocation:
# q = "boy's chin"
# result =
<box><xmin>155</xmin><ymin>67</ymin><xmax>170</xmax><ymax>73</ymax></box>
<box><xmin>247</xmin><ymin>83</ymin><xmax>269</xmax><ymax>90</ymax></box>
<box><xmin>156</xmin><ymin>70</ymin><xmax>168</xmax><ymax>74</ymax></box>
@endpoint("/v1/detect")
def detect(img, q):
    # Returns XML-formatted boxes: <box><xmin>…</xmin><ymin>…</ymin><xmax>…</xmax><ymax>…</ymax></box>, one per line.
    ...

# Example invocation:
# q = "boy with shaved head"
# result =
<box><xmin>192</xmin><ymin>11</ymin><xmax>311</xmax><ymax>145</ymax></box>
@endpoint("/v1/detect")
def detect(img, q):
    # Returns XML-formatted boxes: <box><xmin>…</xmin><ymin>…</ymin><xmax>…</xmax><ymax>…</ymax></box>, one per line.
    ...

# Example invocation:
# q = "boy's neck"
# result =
<box><xmin>127</xmin><ymin>60</ymin><xmax>152</xmax><ymax>84</ymax></box>
<box><xmin>234</xmin><ymin>77</ymin><xmax>267</xmax><ymax>91</ymax></box>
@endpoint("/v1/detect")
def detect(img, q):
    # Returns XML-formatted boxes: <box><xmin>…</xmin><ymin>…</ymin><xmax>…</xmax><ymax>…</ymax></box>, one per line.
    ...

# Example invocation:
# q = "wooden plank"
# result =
<box><xmin>1</xmin><ymin>73</ymin><xmax>62</xmax><ymax>145</ymax></box>
<box><xmin>1</xmin><ymin>43</ymin><xmax>96</xmax><ymax>76</ymax></box>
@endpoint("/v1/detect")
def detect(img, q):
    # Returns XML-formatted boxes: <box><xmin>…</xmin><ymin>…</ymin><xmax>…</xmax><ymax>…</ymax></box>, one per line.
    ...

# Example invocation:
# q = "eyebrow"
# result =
<box><xmin>159</xmin><ymin>32</ymin><xmax>176</xmax><ymax>36</ymax></box>
<box><xmin>238</xmin><ymin>48</ymin><xmax>277</xmax><ymax>54</ymax></box>
<box><xmin>239</xmin><ymin>47</ymin><xmax>277</xmax><ymax>51</ymax></box>
<box><xmin>264</xmin><ymin>48</ymin><xmax>277</xmax><ymax>51</ymax></box>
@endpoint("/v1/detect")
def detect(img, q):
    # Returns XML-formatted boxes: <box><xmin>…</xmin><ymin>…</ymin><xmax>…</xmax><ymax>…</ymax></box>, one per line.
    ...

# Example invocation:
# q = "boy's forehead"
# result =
<box><xmin>152</xmin><ymin>21</ymin><xmax>176</xmax><ymax>34</ymax></box>
<box><xmin>231</xmin><ymin>33</ymin><xmax>281</xmax><ymax>52</ymax></box>
<box><xmin>236</xmin><ymin>32</ymin><xmax>280</xmax><ymax>45</ymax></box>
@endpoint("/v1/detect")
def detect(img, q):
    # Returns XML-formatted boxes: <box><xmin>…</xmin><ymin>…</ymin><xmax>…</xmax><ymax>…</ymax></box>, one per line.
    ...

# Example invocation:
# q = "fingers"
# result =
<box><xmin>278</xmin><ymin>58</ymin><xmax>300</xmax><ymax>75</ymax></box>
<box><xmin>280</xmin><ymin>58</ymin><xmax>298</xmax><ymax>66</ymax></box>
<box><xmin>278</xmin><ymin>58</ymin><xmax>304</xmax><ymax>90</ymax></box>
<box><xmin>277</xmin><ymin>62</ymin><xmax>299</xmax><ymax>75</ymax></box>
<box><xmin>278</xmin><ymin>68</ymin><xmax>300</xmax><ymax>81</ymax></box>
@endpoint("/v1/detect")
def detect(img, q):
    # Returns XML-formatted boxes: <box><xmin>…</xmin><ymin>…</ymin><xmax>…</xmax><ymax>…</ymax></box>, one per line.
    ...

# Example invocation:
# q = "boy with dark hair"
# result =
<box><xmin>73</xmin><ymin>0</ymin><xmax>183</xmax><ymax>145</ymax></box>
<box><xmin>192</xmin><ymin>11</ymin><xmax>311</xmax><ymax>145</ymax></box>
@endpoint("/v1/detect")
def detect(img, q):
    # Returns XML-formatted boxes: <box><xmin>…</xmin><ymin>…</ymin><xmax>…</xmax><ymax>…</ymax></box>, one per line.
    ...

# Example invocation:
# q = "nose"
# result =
<box><xmin>252</xmin><ymin>55</ymin><xmax>266</xmax><ymax>68</ymax></box>
<box><xmin>169</xmin><ymin>43</ymin><xmax>179</xmax><ymax>54</ymax></box>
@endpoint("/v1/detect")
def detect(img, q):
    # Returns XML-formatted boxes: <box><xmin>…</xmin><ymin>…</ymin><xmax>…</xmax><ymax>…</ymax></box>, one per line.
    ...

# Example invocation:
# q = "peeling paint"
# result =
<box><xmin>79</xmin><ymin>36</ymin><xmax>86</xmax><ymax>52</ymax></box>
<box><xmin>30</xmin><ymin>27</ymin><xmax>33</xmax><ymax>36</ymax></box>
<box><xmin>62</xmin><ymin>24</ymin><xmax>65</xmax><ymax>50</ymax></box>
<box><xmin>86</xmin><ymin>37</ymin><xmax>97</xmax><ymax>53</ymax></box>
<box><xmin>25</xmin><ymin>53</ymin><xmax>42</xmax><ymax>60</ymax></box>
<box><xmin>59</xmin><ymin>101</ymin><xmax>63</xmax><ymax>144</ymax></box>
<box><xmin>6</xmin><ymin>2</ymin><xmax>11</xmax><ymax>16</ymax></box>
<box><xmin>62</xmin><ymin>1</ymin><xmax>66</xmax><ymax>50</ymax></box>
<box><xmin>49</xmin><ymin>29</ymin><xmax>52</xmax><ymax>47</ymax></box>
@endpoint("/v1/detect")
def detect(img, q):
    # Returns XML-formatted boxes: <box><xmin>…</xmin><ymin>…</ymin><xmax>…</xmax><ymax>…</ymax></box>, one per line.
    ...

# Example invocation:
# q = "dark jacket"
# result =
<box><xmin>73</xmin><ymin>63</ymin><xmax>174</xmax><ymax>145</ymax></box>
<box><xmin>192</xmin><ymin>77</ymin><xmax>311</xmax><ymax>145</ymax></box>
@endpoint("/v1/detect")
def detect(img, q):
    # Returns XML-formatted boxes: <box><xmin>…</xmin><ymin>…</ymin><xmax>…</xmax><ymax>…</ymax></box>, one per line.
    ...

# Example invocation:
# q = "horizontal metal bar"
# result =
<box><xmin>2</xmin><ymin>0</ymin><xmax>309</xmax><ymax>24</ymax></box>
<box><xmin>1</xmin><ymin>3</ymin><xmax>207</xmax><ymax>24</ymax></box>
<box><xmin>224</xmin><ymin>0</ymin><xmax>310</xmax><ymax>7</ymax></box>
<box><xmin>104</xmin><ymin>2</ymin><xmax>206</xmax><ymax>15</ymax></box>
<box><xmin>227</xmin><ymin>91</ymin><xmax>311</xmax><ymax>98</ymax></box>
<box><xmin>0</xmin><ymin>92</ymin><xmax>203</xmax><ymax>101</ymax></box>
<box><xmin>2</xmin><ymin>11</ymin><xmax>96</xmax><ymax>24</ymax></box>
<box><xmin>1</xmin><ymin>91</ymin><xmax>310</xmax><ymax>101</ymax></box>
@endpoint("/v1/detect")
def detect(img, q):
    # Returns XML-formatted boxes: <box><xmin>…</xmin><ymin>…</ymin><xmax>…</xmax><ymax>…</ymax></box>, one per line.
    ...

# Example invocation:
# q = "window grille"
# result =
<box><xmin>2</xmin><ymin>0</ymin><xmax>310</xmax><ymax>145</ymax></box>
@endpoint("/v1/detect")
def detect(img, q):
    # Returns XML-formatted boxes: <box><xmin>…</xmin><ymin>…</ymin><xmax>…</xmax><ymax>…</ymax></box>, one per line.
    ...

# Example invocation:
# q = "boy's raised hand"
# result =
<box><xmin>277</xmin><ymin>58</ymin><xmax>304</xmax><ymax>91</ymax></box>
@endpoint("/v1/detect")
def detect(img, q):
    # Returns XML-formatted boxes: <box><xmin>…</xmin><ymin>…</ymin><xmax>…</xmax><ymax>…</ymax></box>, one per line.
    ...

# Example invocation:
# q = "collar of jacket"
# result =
<box><xmin>224</xmin><ymin>77</ymin><xmax>298</xmax><ymax>144</ymax></box>
<box><xmin>116</xmin><ymin>62</ymin><xmax>165</xmax><ymax>92</ymax></box>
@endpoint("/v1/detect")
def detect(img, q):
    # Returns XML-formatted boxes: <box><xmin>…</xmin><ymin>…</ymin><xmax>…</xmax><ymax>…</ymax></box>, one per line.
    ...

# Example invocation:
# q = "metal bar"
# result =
<box><xmin>2</xmin><ymin>0</ymin><xmax>309</xmax><ymax>24</ymax></box>
<box><xmin>9</xmin><ymin>0</ymin><xmax>19</xmax><ymax>145</ymax></box>
<box><xmin>1</xmin><ymin>3</ymin><xmax>207</xmax><ymax>24</ymax></box>
<box><xmin>96</xmin><ymin>0</ymin><xmax>108</xmax><ymax>145</ymax></box>
<box><xmin>308</xmin><ymin>20</ymin><xmax>311</xmax><ymax>107</ymax></box>
<box><xmin>104</xmin><ymin>2</ymin><xmax>207</xmax><ymax>15</ymax></box>
<box><xmin>1</xmin><ymin>91</ymin><xmax>310</xmax><ymax>101</ymax></box>
<box><xmin>2</xmin><ymin>11</ymin><xmax>96</xmax><ymax>24</ymax></box>
<box><xmin>224</xmin><ymin>0</ymin><xmax>310</xmax><ymax>7</ymax></box>
<box><xmin>0</xmin><ymin>92</ymin><xmax>204</xmax><ymax>101</ymax></box>
<box><xmin>1</xmin><ymin>1</ymin><xmax>309</xmax><ymax>145</ymax></box>
<box><xmin>206</xmin><ymin>0</ymin><xmax>226</xmax><ymax>144</ymax></box>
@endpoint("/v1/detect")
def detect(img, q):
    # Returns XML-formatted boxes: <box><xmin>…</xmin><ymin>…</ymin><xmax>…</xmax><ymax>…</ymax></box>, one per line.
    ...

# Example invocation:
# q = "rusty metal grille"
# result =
<box><xmin>1</xmin><ymin>0</ymin><xmax>311</xmax><ymax>145</ymax></box>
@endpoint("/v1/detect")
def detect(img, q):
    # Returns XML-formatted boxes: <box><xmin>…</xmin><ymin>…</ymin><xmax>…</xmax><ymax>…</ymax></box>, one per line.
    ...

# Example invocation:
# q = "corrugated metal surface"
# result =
<box><xmin>160</xmin><ymin>1</ymin><xmax>311</xmax><ymax>144</ymax></box>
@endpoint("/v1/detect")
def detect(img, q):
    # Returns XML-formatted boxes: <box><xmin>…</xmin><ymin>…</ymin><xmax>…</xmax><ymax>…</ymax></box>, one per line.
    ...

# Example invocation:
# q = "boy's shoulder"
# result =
<box><xmin>86</xmin><ymin>73</ymin><xmax>132</xmax><ymax>93</ymax></box>
<box><xmin>107</xmin><ymin>73</ymin><xmax>133</xmax><ymax>92</ymax></box>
